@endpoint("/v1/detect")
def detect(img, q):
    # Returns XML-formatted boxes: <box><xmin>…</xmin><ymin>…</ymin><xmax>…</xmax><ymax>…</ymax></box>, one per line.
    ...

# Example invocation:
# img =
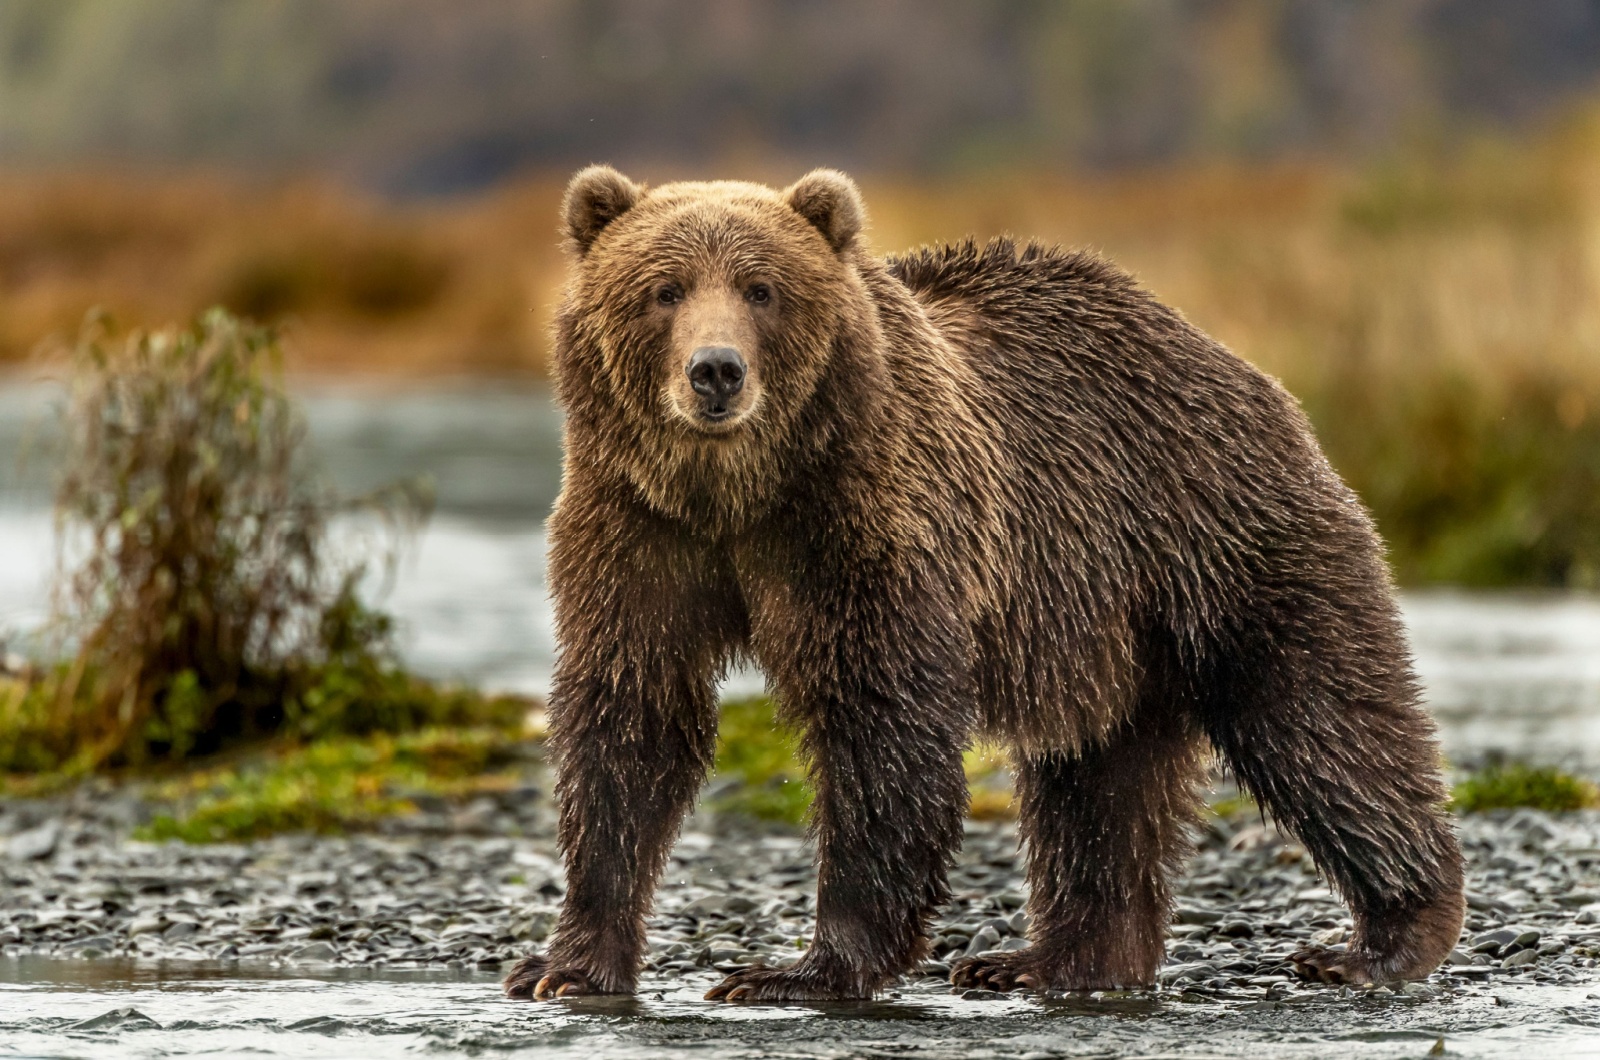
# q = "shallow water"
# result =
<box><xmin>4</xmin><ymin>958</ymin><xmax>1599</xmax><ymax>1060</ymax></box>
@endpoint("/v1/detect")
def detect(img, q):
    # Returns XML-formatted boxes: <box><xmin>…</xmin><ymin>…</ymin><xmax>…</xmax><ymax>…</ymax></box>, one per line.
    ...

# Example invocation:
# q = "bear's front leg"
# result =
<box><xmin>705</xmin><ymin>693</ymin><xmax>970</xmax><ymax>1002</ymax></box>
<box><xmin>507</xmin><ymin>661</ymin><xmax>719</xmax><ymax>999</ymax></box>
<box><xmin>506</xmin><ymin>493</ymin><xmax>739</xmax><ymax>1001</ymax></box>
<box><xmin>707</xmin><ymin>568</ymin><xmax>974</xmax><ymax>1002</ymax></box>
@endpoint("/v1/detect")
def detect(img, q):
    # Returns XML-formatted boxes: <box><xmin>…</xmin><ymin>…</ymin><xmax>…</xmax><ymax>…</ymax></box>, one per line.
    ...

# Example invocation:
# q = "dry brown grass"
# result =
<box><xmin>3</xmin><ymin>118</ymin><xmax>1598</xmax><ymax>389</ymax></box>
<box><xmin>0</xmin><ymin>171</ymin><xmax>569</xmax><ymax>376</ymax></box>
<box><xmin>4</xmin><ymin>122</ymin><xmax>1600</xmax><ymax>584</ymax></box>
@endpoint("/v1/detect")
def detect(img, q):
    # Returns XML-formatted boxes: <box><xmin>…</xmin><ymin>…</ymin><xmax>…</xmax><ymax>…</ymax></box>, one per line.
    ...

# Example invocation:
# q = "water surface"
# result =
<box><xmin>5</xmin><ymin>958</ymin><xmax>1599</xmax><ymax>1060</ymax></box>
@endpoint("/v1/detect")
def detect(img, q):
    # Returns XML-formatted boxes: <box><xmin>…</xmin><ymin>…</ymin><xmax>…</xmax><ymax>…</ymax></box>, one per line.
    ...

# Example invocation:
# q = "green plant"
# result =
<box><xmin>1451</xmin><ymin>762</ymin><xmax>1600</xmax><ymax>814</ymax></box>
<box><xmin>43</xmin><ymin>309</ymin><xmax>333</xmax><ymax>768</ymax></box>
<box><xmin>1309</xmin><ymin>369</ymin><xmax>1600</xmax><ymax>588</ymax></box>
<box><xmin>708</xmin><ymin>696</ymin><xmax>1025</xmax><ymax>824</ymax></box>
<box><xmin>0</xmin><ymin>309</ymin><xmax>460</xmax><ymax>774</ymax></box>
<box><xmin>711</xmin><ymin>695</ymin><xmax>811</xmax><ymax>825</ymax></box>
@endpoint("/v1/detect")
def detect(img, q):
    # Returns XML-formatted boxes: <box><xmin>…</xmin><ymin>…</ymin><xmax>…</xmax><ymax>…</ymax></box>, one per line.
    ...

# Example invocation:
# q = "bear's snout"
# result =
<box><xmin>686</xmin><ymin>346</ymin><xmax>747</xmax><ymax>419</ymax></box>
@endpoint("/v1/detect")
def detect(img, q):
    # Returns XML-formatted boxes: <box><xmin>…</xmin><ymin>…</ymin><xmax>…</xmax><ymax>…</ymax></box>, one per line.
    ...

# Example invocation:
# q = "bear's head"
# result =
<box><xmin>554</xmin><ymin>166</ymin><xmax>881</xmax><ymax>526</ymax></box>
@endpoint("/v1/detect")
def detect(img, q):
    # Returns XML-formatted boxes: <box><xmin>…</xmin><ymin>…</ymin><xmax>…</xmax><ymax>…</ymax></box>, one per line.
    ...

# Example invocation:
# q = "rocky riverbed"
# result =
<box><xmin>3</xmin><ymin>786</ymin><xmax>1599</xmax><ymax>1007</ymax></box>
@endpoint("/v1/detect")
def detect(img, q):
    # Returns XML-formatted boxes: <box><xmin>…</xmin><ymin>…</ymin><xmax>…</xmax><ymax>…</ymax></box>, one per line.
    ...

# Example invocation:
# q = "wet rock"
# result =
<box><xmin>290</xmin><ymin>941</ymin><xmax>339</xmax><ymax>963</ymax></box>
<box><xmin>1471</xmin><ymin>928</ymin><xmax>1519</xmax><ymax>952</ymax></box>
<box><xmin>1176</xmin><ymin>904</ymin><xmax>1223</xmax><ymax>926</ymax></box>
<box><xmin>63</xmin><ymin>935</ymin><xmax>116</xmax><ymax>957</ymax></box>
<box><xmin>127</xmin><ymin>915</ymin><xmax>166</xmax><ymax>937</ymax></box>
<box><xmin>6</xmin><ymin>822</ymin><xmax>59</xmax><ymax>860</ymax></box>
<box><xmin>1467</xmin><ymin>891</ymin><xmax>1519</xmax><ymax>915</ymax></box>
<box><xmin>964</xmin><ymin>926</ymin><xmax>1002</xmax><ymax>957</ymax></box>
<box><xmin>1159</xmin><ymin>961</ymin><xmax>1216</xmax><ymax>984</ymax></box>
<box><xmin>681</xmin><ymin>895</ymin><xmax>736</xmax><ymax>918</ymax></box>
<box><xmin>0</xmin><ymin>786</ymin><xmax>1595</xmax><ymax>1014</ymax></box>
<box><xmin>70</xmin><ymin>1006</ymin><xmax>160</xmax><ymax>1031</ymax></box>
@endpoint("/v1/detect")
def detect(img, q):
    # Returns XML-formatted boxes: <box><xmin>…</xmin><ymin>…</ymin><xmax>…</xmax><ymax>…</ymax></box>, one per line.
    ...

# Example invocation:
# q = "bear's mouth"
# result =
<box><xmin>699</xmin><ymin>404</ymin><xmax>735</xmax><ymax>423</ymax></box>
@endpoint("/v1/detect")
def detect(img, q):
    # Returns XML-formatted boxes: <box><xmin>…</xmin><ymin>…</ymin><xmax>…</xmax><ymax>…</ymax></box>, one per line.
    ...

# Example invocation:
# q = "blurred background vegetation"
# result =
<box><xmin>2</xmin><ymin>1</ymin><xmax>1600</xmax><ymax>587</ymax></box>
<box><xmin>1</xmin><ymin>1</ymin><xmax>1599</xmax><ymax>826</ymax></box>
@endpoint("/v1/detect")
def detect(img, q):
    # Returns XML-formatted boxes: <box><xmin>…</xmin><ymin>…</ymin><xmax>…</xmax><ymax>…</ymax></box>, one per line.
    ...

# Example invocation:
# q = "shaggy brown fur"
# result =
<box><xmin>502</xmin><ymin>166</ymin><xmax>1465</xmax><ymax>1003</ymax></box>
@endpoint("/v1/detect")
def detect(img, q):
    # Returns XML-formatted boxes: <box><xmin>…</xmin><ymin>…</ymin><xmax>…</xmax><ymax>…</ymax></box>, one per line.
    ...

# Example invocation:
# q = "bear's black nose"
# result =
<box><xmin>687</xmin><ymin>346</ymin><xmax>746</xmax><ymax>399</ymax></box>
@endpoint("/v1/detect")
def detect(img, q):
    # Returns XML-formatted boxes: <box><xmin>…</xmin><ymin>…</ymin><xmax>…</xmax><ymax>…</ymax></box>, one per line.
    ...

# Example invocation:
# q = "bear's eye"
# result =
<box><xmin>655</xmin><ymin>284</ymin><xmax>682</xmax><ymax>306</ymax></box>
<box><xmin>745</xmin><ymin>283</ymin><xmax>772</xmax><ymax>305</ymax></box>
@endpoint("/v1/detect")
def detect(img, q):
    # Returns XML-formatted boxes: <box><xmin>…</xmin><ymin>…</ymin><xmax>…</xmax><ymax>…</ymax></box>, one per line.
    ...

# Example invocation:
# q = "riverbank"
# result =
<box><xmin>4</xmin><ymin>782</ymin><xmax>1597</xmax><ymax>1000</ymax></box>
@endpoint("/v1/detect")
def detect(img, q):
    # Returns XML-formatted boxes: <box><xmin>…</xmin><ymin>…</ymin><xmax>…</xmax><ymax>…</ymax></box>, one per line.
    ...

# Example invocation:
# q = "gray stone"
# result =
<box><xmin>63</xmin><ymin>935</ymin><xmax>116</xmax><ymax>956</ymax></box>
<box><xmin>681</xmin><ymin>894</ymin><xmax>734</xmax><ymax>918</ymax></box>
<box><xmin>70</xmin><ymin>1007</ymin><xmax>160</xmax><ymax>1031</ymax></box>
<box><xmin>1159</xmin><ymin>961</ymin><xmax>1216</xmax><ymax>984</ymax></box>
<box><xmin>291</xmin><ymin>941</ymin><xmax>339</xmax><ymax>963</ymax></box>
<box><xmin>1176</xmin><ymin>905</ymin><xmax>1223</xmax><ymax>926</ymax></box>
<box><xmin>1472</xmin><ymin>928</ymin><xmax>1519</xmax><ymax>952</ymax></box>
<box><xmin>127</xmin><ymin>915</ymin><xmax>166</xmax><ymax>937</ymax></box>
<box><xmin>6</xmin><ymin>822</ymin><xmax>59</xmax><ymax>861</ymax></box>
<box><xmin>964</xmin><ymin>926</ymin><xmax>1002</xmax><ymax>957</ymax></box>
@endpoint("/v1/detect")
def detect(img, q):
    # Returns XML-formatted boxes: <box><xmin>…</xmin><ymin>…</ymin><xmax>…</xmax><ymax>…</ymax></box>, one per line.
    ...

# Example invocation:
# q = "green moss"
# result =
<box><xmin>134</xmin><ymin>727</ymin><xmax>527</xmax><ymax>843</ymax></box>
<box><xmin>1208</xmin><ymin>793</ymin><xmax>1260</xmax><ymax>818</ymax></box>
<box><xmin>708</xmin><ymin>697</ymin><xmax>1030</xmax><ymax>825</ymax></box>
<box><xmin>1451</xmin><ymin>762</ymin><xmax>1600</xmax><ymax>814</ymax></box>
<box><xmin>711</xmin><ymin>695</ymin><xmax>811</xmax><ymax>825</ymax></box>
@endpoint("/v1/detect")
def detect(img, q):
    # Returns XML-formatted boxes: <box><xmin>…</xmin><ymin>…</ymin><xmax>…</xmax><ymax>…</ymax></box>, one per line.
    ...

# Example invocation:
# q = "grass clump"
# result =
<box><xmin>0</xmin><ymin>309</ymin><xmax>525</xmax><ymax>782</ymax></box>
<box><xmin>135</xmin><ymin>727</ymin><xmax>527</xmax><ymax>843</ymax></box>
<box><xmin>712</xmin><ymin>695</ymin><xmax>811</xmax><ymax>825</ymax></box>
<box><xmin>1451</xmin><ymin>762</ymin><xmax>1600</xmax><ymax>814</ymax></box>
<box><xmin>1310</xmin><ymin>369</ymin><xmax>1600</xmax><ymax>588</ymax></box>
<box><xmin>709</xmin><ymin>695</ymin><xmax>1021</xmax><ymax>825</ymax></box>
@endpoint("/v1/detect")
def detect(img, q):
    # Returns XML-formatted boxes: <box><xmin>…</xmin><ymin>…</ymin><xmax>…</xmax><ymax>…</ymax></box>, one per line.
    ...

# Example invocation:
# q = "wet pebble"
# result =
<box><xmin>0</xmin><ymin>789</ymin><xmax>1594</xmax><ymax>1010</ymax></box>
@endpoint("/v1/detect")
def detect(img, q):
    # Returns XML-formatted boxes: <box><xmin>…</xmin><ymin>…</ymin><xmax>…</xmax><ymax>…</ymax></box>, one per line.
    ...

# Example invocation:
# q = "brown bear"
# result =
<box><xmin>502</xmin><ymin>166</ymin><xmax>1465</xmax><ymax>1003</ymax></box>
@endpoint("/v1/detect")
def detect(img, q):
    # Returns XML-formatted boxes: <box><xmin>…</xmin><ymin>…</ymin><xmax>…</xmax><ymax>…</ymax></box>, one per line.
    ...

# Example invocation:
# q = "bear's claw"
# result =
<box><xmin>705</xmin><ymin>964</ymin><xmax>865</xmax><ymax>1002</ymax></box>
<box><xmin>503</xmin><ymin>955</ymin><xmax>604</xmax><ymax>1000</ymax></box>
<box><xmin>1289</xmin><ymin>944</ymin><xmax>1379</xmax><ymax>985</ymax></box>
<box><xmin>950</xmin><ymin>951</ymin><xmax>1040</xmax><ymax>993</ymax></box>
<box><xmin>503</xmin><ymin>955</ymin><xmax>548</xmax><ymax>999</ymax></box>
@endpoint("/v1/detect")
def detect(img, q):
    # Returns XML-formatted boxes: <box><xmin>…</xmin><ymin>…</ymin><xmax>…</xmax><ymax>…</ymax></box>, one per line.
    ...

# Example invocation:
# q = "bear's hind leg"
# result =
<box><xmin>1199</xmin><ymin>599</ymin><xmax>1465</xmax><ymax>985</ymax></box>
<box><xmin>953</xmin><ymin>709</ymin><xmax>1204</xmax><ymax>993</ymax></box>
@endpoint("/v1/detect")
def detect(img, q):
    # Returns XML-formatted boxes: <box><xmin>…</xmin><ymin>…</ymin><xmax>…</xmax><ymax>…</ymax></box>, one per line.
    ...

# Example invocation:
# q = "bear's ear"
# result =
<box><xmin>784</xmin><ymin>169</ymin><xmax>865</xmax><ymax>253</ymax></box>
<box><xmin>562</xmin><ymin>165</ymin><xmax>641</xmax><ymax>255</ymax></box>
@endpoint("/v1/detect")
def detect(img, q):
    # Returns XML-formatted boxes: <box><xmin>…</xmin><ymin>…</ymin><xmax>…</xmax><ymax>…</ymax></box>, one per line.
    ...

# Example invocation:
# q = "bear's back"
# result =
<box><xmin>887</xmin><ymin>237</ymin><xmax>1373</xmax><ymax>636</ymax></box>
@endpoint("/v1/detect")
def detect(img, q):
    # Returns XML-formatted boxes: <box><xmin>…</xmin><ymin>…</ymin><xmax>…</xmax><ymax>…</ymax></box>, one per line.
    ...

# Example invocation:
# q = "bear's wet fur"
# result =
<box><xmin>503</xmin><ymin>166</ymin><xmax>1465</xmax><ymax>1002</ymax></box>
